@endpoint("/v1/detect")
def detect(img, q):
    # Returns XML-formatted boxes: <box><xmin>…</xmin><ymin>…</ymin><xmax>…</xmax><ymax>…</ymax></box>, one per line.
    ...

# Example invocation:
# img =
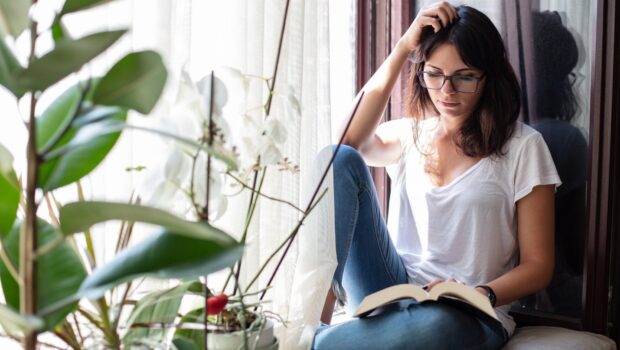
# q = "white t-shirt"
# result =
<box><xmin>385</xmin><ymin>118</ymin><xmax>561</xmax><ymax>336</ymax></box>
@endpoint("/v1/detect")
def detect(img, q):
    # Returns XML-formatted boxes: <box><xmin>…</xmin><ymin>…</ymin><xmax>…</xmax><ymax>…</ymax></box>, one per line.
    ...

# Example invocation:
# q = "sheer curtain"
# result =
<box><xmin>187</xmin><ymin>1</ymin><xmax>356</xmax><ymax>348</ymax></box>
<box><xmin>1</xmin><ymin>0</ymin><xmax>356</xmax><ymax>349</ymax></box>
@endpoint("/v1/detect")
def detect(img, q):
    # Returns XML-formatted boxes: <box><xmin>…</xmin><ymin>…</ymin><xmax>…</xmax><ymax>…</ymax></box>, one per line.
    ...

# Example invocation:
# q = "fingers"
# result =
<box><xmin>422</xmin><ymin>279</ymin><xmax>444</xmax><ymax>291</ymax></box>
<box><xmin>420</xmin><ymin>2</ymin><xmax>458</xmax><ymax>31</ymax></box>
<box><xmin>418</xmin><ymin>16</ymin><xmax>442</xmax><ymax>33</ymax></box>
<box><xmin>401</xmin><ymin>2</ymin><xmax>458</xmax><ymax>51</ymax></box>
<box><xmin>444</xmin><ymin>2</ymin><xmax>458</xmax><ymax>20</ymax></box>
<box><xmin>423</xmin><ymin>277</ymin><xmax>466</xmax><ymax>291</ymax></box>
<box><xmin>435</xmin><ymin>6</ymin><xmax>452</xmax><ymax>28</ymax></box>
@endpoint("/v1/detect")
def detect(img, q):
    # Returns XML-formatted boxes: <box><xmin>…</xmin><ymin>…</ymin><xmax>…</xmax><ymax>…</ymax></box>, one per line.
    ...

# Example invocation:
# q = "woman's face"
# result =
<box><xmin>423</xmin><ymin>43</ymin><xmax>486</xmax><ymax>121</ymax></box>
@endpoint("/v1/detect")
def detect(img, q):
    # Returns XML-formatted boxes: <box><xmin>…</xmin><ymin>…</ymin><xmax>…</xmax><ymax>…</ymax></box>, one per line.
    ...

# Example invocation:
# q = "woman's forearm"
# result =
<box><xmin>339</xmin><ymin>40</ymin><xmax>412</xmax><ymax>148</ymax></box>
<box><xmin>484</xmin><ymin>260</ymin><xmax>554</xmax><ymax>307</ymax></box>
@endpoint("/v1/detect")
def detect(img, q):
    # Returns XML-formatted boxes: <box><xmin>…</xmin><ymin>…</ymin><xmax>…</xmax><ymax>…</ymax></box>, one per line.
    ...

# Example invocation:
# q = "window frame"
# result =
<box><xmin>357</xmin><ymin>0</ymin><xmax>413</xmax><ymax>217</ymax></box>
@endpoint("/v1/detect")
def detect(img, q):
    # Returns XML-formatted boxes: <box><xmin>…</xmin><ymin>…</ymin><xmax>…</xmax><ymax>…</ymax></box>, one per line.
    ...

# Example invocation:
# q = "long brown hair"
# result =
<box><xmin>405</xmin><ymin>5</ymin><xmax>521</xmax><ymax>158</ymax></box>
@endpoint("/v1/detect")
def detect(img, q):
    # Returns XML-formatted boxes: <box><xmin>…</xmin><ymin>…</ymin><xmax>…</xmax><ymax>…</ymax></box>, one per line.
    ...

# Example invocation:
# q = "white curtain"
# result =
<box><xmin>1</xmin><ymin>0</ymin><xmax>356</xmax><ymax>349</ymax></box>
<box><xmin>186</xmin><ymin>1</ymin><xmax>356</xmax><ymax>349</ymax></box>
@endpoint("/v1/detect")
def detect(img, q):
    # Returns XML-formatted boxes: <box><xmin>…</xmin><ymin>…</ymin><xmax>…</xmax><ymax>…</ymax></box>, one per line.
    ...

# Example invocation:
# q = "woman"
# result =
<box><xmin>313</xmin><ymin>3</ymin><xmax>560</xmax><ymax>349</ymax></box>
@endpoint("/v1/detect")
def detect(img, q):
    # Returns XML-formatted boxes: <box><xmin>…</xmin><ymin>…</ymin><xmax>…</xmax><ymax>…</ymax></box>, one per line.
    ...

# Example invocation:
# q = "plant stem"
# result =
<box><xmin>264</xmin><ymin>0</ymin><xmax>291</xmax><ymax>116</ymax></box>
<box><xmin>203</xmin><ymin>70</ymin><xmax>215</xmax><ymax>350</ymax></box>
<box><xmin>226</xmin><ymin>171</ymin><xmax>304</xmax><ymax>213</ymax></box>
<box><xmin>222</xmin><ymin>168</ymin><xmax>259</xmax><ymax>292</ymax></box>
<box><xmin>76</xmin><ymin>307</ymin><xmax>105</xmax><ymax>333</ymax></box>
<box><xmin>77</xmin><ymin>182</ymin><xmax>97</xmax><ymax>269</ymax></box>
<box><xmin>0</xmin><ymin>240</ymin><xmax>21</xmax><ymax>283</ymax></box>
<box><xmin>44</xmin><ymin>194</ymin><xmax>60</xmax><ymax>225</ymax></box>
<box><xmin>230</xmin><ymin>274</ymin><xmax>250</xmax><ymax>350</ymax></box>
<box><xmin>189</xmin><ymin>141</ymin><xmax>205</xmax><ymax>216</ymax></box>
<box><xmin>227</xmin><ymin>168</ymin><xmax>265</xmax><ymax>295</ymax></box>
<box><xmin>202</xmin><ymin>72</ymin><xmax>215</xmax><ymax>220</ymax></box>
<box><xmin>96</xmin><ymin>298</ymin><xmax>120</xmax><ymax>349</ymax></box>
<box><xmin>245</xmin><ymin>188</ymin><xmax>327</xmax><ymax>293</ymax></box>
<box><xmin>53</xmin><ymin>321</ymin><xmax>80</xmax><ymax>350</ymax></box>
<box><xmin>72</xmin><ymin>312</ymin><xmax>85</xmax><ymax>346</ymax></box>
<box><xmin>255</xmin><ymin>91</ymin><xmax>365</xmax><ymax>302</ymax></box>
<box><xmin>22</xmin><ymin>3</ymin><xmax>40</xmax><ymax>348</ymax></box>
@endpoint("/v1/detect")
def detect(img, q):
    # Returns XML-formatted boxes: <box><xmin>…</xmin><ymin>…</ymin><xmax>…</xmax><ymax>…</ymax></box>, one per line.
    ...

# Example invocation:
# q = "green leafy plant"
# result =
<box><xmin>0</xmin><ymin>0</ymin><xmax>243</xmax><ymax>349</ymax></box>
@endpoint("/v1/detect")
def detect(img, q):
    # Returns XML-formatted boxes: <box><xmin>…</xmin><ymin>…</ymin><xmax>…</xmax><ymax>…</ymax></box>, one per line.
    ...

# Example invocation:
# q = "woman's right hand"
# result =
<box><xmin>399</xmin><ymin>2</ymin><xmax>459</xmax><ymax>52</ymax></box>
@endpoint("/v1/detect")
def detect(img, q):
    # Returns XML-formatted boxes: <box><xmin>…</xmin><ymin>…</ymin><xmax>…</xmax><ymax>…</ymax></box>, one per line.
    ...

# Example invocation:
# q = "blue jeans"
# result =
<box><xmin>312</xmin><ymin>145</ymin><xmax>508</xmax><ymax>350</ymax></box>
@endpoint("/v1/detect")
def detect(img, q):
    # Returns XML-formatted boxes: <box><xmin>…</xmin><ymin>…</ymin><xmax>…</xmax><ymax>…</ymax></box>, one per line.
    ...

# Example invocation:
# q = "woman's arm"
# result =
<box><xmin>479</xmin><ymin>184</ymin><xmax>556</xmax><ymax>306</ymax></box>
<box><xmin>338</xmin><ymin>2</ymin><xmax>458</xmax><ymax>166</ymax></box>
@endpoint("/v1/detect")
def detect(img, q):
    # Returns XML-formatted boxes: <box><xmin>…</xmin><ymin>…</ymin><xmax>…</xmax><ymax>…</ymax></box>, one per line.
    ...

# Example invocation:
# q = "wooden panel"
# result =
<box><xmin>371</xmin><ymin>0</ymin><xmax>390</xmax><ymax>217</ymax></box>
<box><xmin>584</xmin><ymin>0</ymin><xmax>617</xmax><ymax>335</ymax></box>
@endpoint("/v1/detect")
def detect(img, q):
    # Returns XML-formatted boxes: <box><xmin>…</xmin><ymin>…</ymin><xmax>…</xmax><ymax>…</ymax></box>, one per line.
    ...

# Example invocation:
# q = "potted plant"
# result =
<box><xmin>0</xmin><ymin>0</ymin><xmax>243</xmax><ymax>349</ymax></box>
<box><xmin>1</xmin><ymin>0</ymin><xmax>354</xmax><ymax>348</ymax></box>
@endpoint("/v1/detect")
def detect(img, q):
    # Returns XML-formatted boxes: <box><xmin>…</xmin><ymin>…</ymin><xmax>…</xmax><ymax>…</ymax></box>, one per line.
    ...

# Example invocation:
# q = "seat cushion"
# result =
<box><xmin>503</xmin><ymin>326</ymin><xmax>617</xmax><ymax>350</ymax></box>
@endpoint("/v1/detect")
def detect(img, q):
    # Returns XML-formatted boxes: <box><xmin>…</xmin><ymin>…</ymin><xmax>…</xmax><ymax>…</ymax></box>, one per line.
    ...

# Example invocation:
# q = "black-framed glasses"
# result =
<box><xmin>417</xmin><ymin>71</ymin><xmax>485</xmax><ymax>93</ymax></box>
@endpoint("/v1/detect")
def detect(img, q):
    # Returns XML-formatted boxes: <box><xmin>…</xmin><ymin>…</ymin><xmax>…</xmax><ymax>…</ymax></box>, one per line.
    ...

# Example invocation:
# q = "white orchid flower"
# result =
<box><xmin>163</xmin><ymin>146</ymin><xmax>191</xmax><ymax>184</ymax></box>
<box><xmin>139</xmin><ymin>147</ymin><xmax>190</xmax><ymax>213</ymax></box>
<box><xmin>259</xmin><ymin>142</ymin><xmax>283</xmax><ymax>166</ymax></box>
<box><xmin>192</xmin><ymin>153</ymin><xmax>229</xmax><ymax>221</ymax></box>
<box><xmin>197</xmin><ymin>72</ymin><xmax>227</xmax><ymax>119</ymax></box>
<box><xmin>264</xmin><ymin>116</ymin><xmax>287</xmax><ymax>144</ymax></box>
<box><xmin>30</xmin><ymin>2</ymin><xmax>59</xmax><ymax>33</ymax></box>
<box><xmin>237</xmin><ymin>120</ymin><xmax>284</xmax><ymax>168</ymax></box>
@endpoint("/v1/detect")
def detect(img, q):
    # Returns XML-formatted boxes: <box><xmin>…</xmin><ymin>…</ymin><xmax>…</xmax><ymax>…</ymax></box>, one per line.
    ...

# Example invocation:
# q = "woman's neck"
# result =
<box><xmin>437</xmin><ymin>114</ymin><xmax>467</xmax><ymax>137</ymax></box>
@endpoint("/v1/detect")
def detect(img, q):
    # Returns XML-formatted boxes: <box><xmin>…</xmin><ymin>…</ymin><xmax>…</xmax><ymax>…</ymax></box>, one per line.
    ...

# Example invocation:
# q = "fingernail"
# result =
<box><xmin>422</xmin><ymin>285</ymin><xmax>429</xmax><ymax>291</ymax></box>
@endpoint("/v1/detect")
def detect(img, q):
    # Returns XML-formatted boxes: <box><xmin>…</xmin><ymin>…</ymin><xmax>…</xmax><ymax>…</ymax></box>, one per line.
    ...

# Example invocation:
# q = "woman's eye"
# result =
<box><xmin>456</xmin><ymin>76</ymin><xmax>476</xmax><ymax>82</ymax></box>
<box><xmin>426</xmin><ymin>72</ymin><xmax>443</xmax><ymax>77</ymax></box>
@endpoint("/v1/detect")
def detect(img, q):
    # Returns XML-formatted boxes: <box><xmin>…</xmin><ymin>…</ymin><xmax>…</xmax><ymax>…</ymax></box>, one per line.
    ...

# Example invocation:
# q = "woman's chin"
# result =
<box><xmin>437</xmin><ymin>107</ymin><xmax>466</xmax><ymax>118</ymax></box>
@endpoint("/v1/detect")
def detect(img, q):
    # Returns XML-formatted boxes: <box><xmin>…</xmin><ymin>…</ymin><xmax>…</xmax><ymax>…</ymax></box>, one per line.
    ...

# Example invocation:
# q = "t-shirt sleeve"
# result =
<box><xmin>513</xmin><ymin>131</ymin><xmax>562</xmax><ymax>202</ymax></box>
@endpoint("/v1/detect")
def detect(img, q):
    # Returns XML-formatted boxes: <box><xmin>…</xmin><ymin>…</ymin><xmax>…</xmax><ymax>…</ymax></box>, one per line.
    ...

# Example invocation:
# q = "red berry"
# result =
<box><xmin>207</xmin><ymin>293</ymin><xmax>228</xmax><ymax>315</ymax></box>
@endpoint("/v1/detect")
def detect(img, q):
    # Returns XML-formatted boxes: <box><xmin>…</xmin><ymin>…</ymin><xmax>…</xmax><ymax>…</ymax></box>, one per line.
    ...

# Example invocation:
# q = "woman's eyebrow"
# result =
<box><xmin>426</xmin><ymin>64</ymin><xmax>477</xmax><ymax>73</ymax></box>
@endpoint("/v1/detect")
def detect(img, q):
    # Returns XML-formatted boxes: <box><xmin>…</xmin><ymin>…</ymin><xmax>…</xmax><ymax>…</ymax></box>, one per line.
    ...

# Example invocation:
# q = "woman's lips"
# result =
<box><xmin>439</xmin><ymin>100</ymin><xmax>460</xmax><ymax>108</ymax></box>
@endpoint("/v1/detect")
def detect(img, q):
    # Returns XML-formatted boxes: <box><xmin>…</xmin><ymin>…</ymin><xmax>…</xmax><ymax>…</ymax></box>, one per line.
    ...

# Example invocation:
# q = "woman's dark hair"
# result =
<box><xmin>405</xmin><ymin>5</ymin><xmax>521</xmax><ymax>158</ymax></box>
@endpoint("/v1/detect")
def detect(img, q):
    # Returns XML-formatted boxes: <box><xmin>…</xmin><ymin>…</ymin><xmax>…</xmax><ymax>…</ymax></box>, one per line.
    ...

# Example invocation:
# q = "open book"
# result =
<box><xmin>353</xmin><ymin>281</ymin><xmax>498</xmax><ymax>320</ymax></box>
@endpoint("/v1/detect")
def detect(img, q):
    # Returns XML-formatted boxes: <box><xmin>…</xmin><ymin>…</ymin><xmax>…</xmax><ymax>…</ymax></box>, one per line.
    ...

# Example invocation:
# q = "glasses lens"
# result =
<box><xmin>421</xmin><ymin>72</ymin><xmax>444</xmax><ymax>89</ymax></box>
<box><xmin>452</xmin><ymin>76</ymin><xmax>478</xmax><ymax>93</ymax></box>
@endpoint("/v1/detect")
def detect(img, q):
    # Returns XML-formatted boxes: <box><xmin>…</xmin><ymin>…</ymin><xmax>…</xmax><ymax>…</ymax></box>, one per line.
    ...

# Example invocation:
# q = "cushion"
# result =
<box><xmin>504</xmin><ymin>326</ymin><xmax>617</xmax><ymax>350</ymax></box>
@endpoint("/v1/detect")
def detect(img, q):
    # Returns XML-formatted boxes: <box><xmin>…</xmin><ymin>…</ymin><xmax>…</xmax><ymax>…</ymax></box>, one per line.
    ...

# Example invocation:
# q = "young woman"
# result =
<box><xmin>313</xmin><ymin>3</ymin><xmax>560</xmax><ymax>349</ymax></box>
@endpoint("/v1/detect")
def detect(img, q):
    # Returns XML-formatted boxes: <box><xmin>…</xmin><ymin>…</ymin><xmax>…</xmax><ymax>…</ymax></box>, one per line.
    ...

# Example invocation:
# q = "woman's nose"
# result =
<box><xmin>441</xmin><ymin>77</ymin><xmax>457</xmax><ymax>94</ymax></box>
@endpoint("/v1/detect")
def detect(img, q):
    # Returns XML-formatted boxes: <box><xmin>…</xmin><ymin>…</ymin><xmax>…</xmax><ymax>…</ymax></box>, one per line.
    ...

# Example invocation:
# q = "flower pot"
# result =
<box><xmin>208</xmin><ymin>318</ymin><xmax>278</xmax><ymax>350</ymax></box>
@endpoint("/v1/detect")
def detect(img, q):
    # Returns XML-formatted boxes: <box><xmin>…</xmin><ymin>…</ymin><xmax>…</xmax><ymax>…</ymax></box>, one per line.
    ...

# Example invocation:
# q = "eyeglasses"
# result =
<box><xmin>417</xmin><ymin>71</ymin><xmax>485</xmax><ymax>93</ymax></box>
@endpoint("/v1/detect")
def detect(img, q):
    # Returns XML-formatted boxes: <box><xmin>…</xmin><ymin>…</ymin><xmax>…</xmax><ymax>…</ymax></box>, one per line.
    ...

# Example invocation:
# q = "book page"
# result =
<box><xmin>354</xmin><ymin>282</ymin><xmax>498</xmax><ymax>320</ymax></box>
<box><xmin>354</xmin><ymin>284</ymin><xmax>429</xmax><ymax>317</ymax></box>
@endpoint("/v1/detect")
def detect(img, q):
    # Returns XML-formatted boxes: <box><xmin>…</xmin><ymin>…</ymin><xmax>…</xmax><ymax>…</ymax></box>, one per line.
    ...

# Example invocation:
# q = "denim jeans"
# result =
<box><xmin>312</xmin><ymin>145</ymin><xmax>508</xmax><ymax>350</ymax></box>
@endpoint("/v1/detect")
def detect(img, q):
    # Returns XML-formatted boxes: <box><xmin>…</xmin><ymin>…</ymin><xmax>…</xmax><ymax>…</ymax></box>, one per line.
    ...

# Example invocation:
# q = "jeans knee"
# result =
<box><xmin>331</xmin><ymin>144</ymin><xmax>366</xmax><ymax>175</ymax></box>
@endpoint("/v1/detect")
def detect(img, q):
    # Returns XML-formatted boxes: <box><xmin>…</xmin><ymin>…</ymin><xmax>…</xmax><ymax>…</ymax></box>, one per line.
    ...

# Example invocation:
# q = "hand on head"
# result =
<box><xmin>400</xmin><ymin>2</ymin><xmax>459</xmax><ymax>52</ymax></box>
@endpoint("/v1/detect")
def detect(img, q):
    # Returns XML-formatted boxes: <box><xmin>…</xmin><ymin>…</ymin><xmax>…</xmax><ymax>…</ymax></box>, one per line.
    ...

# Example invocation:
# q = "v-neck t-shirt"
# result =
<box><xmin>385</xmin><ymin>118</ymin><xmax>561</xmax><ymax>336</ymax></box>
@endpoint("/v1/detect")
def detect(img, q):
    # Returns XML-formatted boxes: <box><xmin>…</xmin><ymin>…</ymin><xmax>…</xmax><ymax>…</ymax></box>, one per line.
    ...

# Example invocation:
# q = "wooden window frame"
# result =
<box><xmin>357</xmin><ymin>0</ymin><xmax>619</xmax><ymax>341</ymax></box>
<box><xmin>357</xmin><ymin>0</ymin><xmax>414</xmax><ymax>217</ymax></box>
